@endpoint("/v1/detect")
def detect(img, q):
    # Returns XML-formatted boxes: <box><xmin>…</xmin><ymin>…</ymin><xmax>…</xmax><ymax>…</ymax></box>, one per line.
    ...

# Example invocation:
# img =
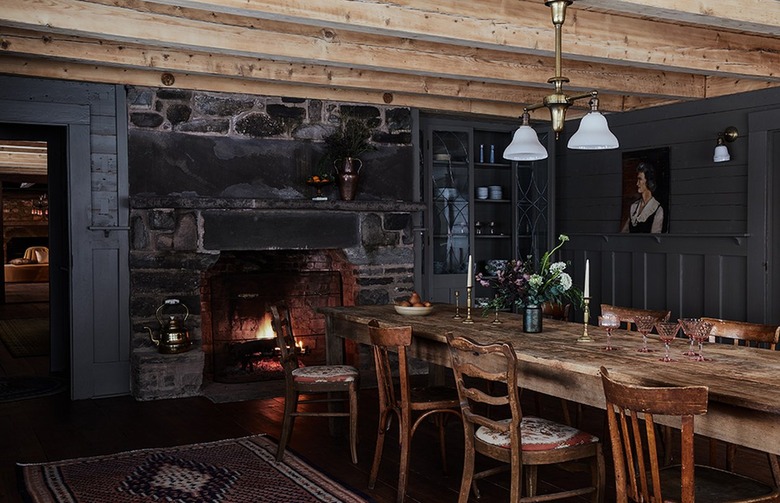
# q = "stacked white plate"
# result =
<box><xmin>476</xmin><ymin>187</ymin><xmax>488</xmax><ymax>199</ymax></box>
<box><xmin>488</xmin><ymin>185</ymin><xmax>503</xmax><ymax>199</ymax></box>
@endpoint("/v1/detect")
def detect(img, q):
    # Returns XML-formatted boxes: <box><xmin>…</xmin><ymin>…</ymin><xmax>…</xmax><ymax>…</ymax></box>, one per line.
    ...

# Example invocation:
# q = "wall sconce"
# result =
<box><xmin>713</xmin><ymin>126</ymin><xmax>738</xmax><ymax>163</ymax></box>
<box><xmin>503</xmin><ymin>0</ymin><xmax>619</xmax><ymax>162</ymax></box>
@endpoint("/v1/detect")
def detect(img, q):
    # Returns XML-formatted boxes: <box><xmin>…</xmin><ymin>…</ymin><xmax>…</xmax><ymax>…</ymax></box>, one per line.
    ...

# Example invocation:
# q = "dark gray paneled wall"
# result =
<box><xmin>555</xmin><ymin>87</ymin><xmax>780</xmax><ymax>324</ymax></box>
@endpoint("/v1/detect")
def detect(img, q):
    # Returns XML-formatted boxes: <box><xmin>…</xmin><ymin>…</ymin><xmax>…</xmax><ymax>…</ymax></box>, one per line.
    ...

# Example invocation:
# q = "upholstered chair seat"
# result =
<box><xmin>475</xmin><ymin>416</ymin><xmax>600</xmax><ymax>452</ymax></box>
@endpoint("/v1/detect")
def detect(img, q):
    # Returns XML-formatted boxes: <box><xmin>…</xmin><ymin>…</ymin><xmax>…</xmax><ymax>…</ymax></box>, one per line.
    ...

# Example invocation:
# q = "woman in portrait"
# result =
<box><xmin>621</xmin><ymin>162</ymin><xmax>664</xmax><ymax>233</ymax></box>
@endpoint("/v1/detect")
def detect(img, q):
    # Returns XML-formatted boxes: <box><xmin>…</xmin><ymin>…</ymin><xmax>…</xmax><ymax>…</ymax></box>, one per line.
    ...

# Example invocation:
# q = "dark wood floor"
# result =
<box><xmin>1</xmin><ymin>283</ymin><xmax>777</xmax><ymax>503</ymax></box>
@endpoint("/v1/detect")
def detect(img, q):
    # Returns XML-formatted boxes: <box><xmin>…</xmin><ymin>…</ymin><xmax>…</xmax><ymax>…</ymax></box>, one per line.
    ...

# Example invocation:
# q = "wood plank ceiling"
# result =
<box><xmin>0</xmin><ymin>0</ymin><xmax>778</xmax><ymax>125</ymax></box>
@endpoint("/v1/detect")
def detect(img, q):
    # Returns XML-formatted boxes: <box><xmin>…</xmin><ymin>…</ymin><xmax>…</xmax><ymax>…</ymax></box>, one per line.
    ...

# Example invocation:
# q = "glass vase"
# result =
<box><xmin>523</xmin><ymin>305</ymin><xmax>543</xmax><ymax>333</ymax></box>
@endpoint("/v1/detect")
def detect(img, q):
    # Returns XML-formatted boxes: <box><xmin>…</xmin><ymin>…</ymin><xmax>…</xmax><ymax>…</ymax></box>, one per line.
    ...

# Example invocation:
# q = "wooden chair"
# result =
<box><xmin>446</xmin><ymin>332</ymin><xmax>605</xmax><ymax>503</ymax></box>
<box><xmin>600</xmin><ymin>366</ymin><xmax>778</xmax><ymax>503</ymax></box>
<box><xmin>600</xmin><ymin>304</ymin><xmax>671</xmax><ymax>330</ymax></box>
<box><xmin>367</xmin><ymin>319</ymin><xmax>461</xmax><ymax>503</ymax></box>
<box><xmin>269</xmin><ymin>303</ymin><xmax>359</xmax><ymax>464</ymax></box>
<box><xmin>700</xmin><ymin>317</ymin><xmax>780</xmax><ymax>486</ymax></box>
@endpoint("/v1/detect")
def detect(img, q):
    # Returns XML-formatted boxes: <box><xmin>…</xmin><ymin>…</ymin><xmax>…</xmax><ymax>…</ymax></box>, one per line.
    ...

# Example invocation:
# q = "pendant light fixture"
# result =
<box><xmin>503</xmin><ymin>0</ymin><xmax>619</xmax><ymax>161</ymax></box>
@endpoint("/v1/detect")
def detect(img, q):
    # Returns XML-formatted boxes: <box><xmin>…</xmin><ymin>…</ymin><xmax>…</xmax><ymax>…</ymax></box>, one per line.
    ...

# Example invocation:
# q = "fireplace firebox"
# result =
<box><xmin>205</xmin><ymin>263</ymin><xmax>343</xmax><ymax>383</ymax></box>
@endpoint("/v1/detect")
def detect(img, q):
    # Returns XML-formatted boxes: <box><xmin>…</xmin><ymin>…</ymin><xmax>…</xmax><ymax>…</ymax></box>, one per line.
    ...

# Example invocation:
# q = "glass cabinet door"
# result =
<box><xmin>431</xmin><ymin>129</ymin><xmax>470</xmax><ymax>276</ymax></box>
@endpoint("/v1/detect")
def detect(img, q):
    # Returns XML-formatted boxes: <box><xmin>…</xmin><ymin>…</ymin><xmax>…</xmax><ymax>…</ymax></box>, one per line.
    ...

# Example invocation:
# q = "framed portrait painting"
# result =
<box><xmin>620</xmin><ymin>147</ymin><xmax>670</xmax><ymax>233</ymax></box>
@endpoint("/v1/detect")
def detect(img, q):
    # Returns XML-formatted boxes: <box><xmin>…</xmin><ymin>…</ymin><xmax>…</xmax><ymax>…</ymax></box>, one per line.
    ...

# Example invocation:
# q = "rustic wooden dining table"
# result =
<box><xmin>320</xmin><ymin>304</ymin><xmax>780</xmax><ymax>457</ymax></box>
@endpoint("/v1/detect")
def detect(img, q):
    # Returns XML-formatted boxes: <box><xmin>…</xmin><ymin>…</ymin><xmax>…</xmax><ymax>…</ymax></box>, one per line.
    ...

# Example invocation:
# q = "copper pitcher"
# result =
<box><xmin>335</xmin><ymin>157</ymin><xmax>362</xmax><ymax>201</ymax></box>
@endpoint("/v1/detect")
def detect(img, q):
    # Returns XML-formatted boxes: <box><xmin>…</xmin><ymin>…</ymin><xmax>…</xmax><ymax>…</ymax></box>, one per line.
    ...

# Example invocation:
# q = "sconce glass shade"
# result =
<box><xmin>713</xmin><ymin>144</ymin><xmax>731</xmax><ymax>162</ymax></box>
<box><xmin>567</xmin><ymin>111</ymin><xmax>619</xmax><ymax>150</ymax></box>
<box><xmin>503</xmin><ymin>124</ymin><xmax>548</xmax><ymax>161</ymax></box>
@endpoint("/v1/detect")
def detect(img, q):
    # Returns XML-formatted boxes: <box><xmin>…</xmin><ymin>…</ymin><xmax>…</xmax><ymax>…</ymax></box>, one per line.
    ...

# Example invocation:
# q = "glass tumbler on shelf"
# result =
<box><xmin>655</xmin><ymin>321</ymin><xmax>680</xmax><ymax>362</ymax></box>
<box><xmin>633</xmin><ymin>315</ymin><xmax>659</xmax><ymax>353</ymax></box>
<box><xmin>599</xmin><ymin>312</ymin><xmax>620</xmax><ymax>351</ymax></box>
<box><xmin>678</xmin><ymin>318</ymin><xmax>701</xmax><ymax>356</ymax></box>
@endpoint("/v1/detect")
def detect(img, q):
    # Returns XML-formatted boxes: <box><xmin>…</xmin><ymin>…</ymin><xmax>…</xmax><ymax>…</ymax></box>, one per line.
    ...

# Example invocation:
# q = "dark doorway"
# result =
<box><xmin>0</xmin><ymin>123</ymin><xmax>69</xmax><ymax>382</ymax></box>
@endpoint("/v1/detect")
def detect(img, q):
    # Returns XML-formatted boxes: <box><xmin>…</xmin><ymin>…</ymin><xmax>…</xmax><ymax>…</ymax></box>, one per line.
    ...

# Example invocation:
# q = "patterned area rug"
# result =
<box><xmin>19</xmin><ymin>434</ymin><xmax>373</xmax><ymax>503</ymax></box>
<box><xmin>0</xmin><ymin>376</ymin><xmax>65</xmax><ymax>403</ymax></box>
<box><xmin>0</xmin><ymin>318</ymin><xmax>49</xmax><ymax>357</ymax></box>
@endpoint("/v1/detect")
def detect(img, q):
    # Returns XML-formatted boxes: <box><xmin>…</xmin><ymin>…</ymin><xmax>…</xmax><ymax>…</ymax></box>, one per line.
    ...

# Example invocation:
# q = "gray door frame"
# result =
<box><xmin>0</xmin><ymin>97</ymin><xmax>130</xmax><ymax>398</ymax></box>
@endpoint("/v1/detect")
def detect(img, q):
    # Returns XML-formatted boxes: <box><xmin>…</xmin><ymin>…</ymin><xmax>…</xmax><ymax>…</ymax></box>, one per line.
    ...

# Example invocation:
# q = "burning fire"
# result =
<box><xmin>255</xmin><ymin>313</ymin><xmax>275</xmax><ymax>340</ymax></box>
<box><xmin>254</xmin><ymin>312</ymin><xmax>306</xmax><ymax>353</ymax></box>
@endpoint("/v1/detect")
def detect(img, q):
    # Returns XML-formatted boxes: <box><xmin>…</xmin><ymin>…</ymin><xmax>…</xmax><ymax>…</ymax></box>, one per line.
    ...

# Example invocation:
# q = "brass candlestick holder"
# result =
<box><xmin>463</xmin><ymin>287</ymin><xmax>474</xmax><ymax>324</ymax></box>
<box><xmin>577</xmin><ymin>297</ymin><xmax>594</xmax><ymax>342</ymax></box>
<box><xmin>453</xmin><ymin>290</ymin><xmax>462</xmax><ymax>320</ymax></box>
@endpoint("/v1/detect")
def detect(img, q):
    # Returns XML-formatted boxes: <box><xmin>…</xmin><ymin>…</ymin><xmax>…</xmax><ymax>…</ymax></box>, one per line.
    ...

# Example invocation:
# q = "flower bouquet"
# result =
<box><xmin>476</xmin><ymin>234</ymin><xmax>582</xmax><ymax>314</ymax></box>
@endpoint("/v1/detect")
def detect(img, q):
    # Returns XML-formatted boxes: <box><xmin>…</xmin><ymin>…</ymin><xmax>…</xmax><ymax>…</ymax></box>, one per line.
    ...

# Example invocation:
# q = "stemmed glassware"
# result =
<box><xmin>633</xmin><ymin>315</ymin><xmax>659</xmax><ymax>353</ymax></box>
<box><xmin>599</xmin><ymin>312</ymin><xmax>621</xmax><ymax>351</ymax></box>
<box><xmin>693</xmin><ymin>321</ymin><xmax>714</xmax><ymax>361</ymax></box>
<box><xmin>678</xmin><ymin>318</ymin><xmax>701</xmax><ymax>356</ymax></box>
<box><xmin>655</xmin><ymin>321</ymin><xmax>680</xmax><ymax>362</ymax></box>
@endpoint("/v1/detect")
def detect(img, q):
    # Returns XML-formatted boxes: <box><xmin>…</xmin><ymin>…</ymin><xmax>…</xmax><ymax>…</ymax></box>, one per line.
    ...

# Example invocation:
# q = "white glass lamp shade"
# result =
<box><xmin>503</xmin><ymin>125</ymin><xmax>548</xmax><ymax>161</ymax></box>
<box><xmin>567</xmin><ymin>111</ymin><xmax>619</xmax><ymax>150</ymax></box>
<box><xmin>713</xmin><ymin>144</ymin><xmax>730</xmax><ymax>162</ymax></box>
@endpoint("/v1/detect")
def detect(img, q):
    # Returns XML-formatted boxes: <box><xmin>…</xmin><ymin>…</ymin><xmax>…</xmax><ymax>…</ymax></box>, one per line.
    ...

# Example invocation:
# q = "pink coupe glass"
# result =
<box><xmin>599</xmin><ymin>312</ymin><xmax>621</xmax><ymax>351</ymax></box>
<box><xmin>655</xmin><ymin>321</ymin><xmax>680</xmax><ymax>362</ymax></box>
<box><xmin>693</xmin><ymin>321</ymin><xmax>714</xmax><ymax>361</ymax></box>
<box><xmin>678</xmin><ymin>318</ymin><xmax>701</xmax><ymax>356</ymax></box>
<box><xmin>633</xmin><ymin>315</ymin><xmax>659</xmax><ymax>353</ymax></box>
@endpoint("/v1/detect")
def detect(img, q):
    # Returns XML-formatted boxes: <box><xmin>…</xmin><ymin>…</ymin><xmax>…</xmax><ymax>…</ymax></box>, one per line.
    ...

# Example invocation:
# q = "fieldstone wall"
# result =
<box><xmin>127</xmin><ymin>88</ymin><xmax>414</xmax><ymax>202</ymax></box>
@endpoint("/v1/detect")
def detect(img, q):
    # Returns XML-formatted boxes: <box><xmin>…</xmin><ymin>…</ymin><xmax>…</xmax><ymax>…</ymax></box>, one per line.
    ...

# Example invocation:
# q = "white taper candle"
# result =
<box><xmin>584</xmin><ymin>259</ymin><xmax>590</xmax><ymax>298</ymax></box>
<box><xmin>467</xmin><ymin>255</ymin><xmax>473</xmax><ymax>288</ymax></box>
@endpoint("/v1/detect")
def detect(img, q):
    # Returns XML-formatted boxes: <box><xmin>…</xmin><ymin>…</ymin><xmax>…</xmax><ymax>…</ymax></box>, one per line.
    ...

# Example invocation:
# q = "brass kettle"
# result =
<box><xmin>145</xmin><ymin>299</ymin><xmax>192</xmax><ymax>354</ymax></box>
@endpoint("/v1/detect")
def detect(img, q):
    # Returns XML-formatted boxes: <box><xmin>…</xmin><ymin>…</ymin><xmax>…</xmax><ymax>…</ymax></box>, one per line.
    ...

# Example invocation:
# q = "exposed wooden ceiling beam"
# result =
<box><xmin>0</xmin><ymin>55</ymin><xmax>539</xmax><ymax>119</ymax></box>
<box><xmin>101</xmin><ymin>0</ymin><xmax>780</xmax><ymax>80</ymax></box>
<box><xmin>577</xmin><ymin>0</ymin><xmax>779</xmax><ymax>36</ymax></box>
<box><xmin>1</xmin><ymin>0</ymin><xmax>721</xmax><ymax>101</ymax></box>
<box><xmin>0</xmin><ymin>140</ymin><xmax>48</xmax><ymax>175</ymax></box>
<box><xmin>0</xmin><ymin>0</ymin><xmax>777</xmax><ymax>121</ymax></box>
<box><xmin>0</xmin><ymin>28</ymin><xmax>676</xmax><ymax>113</ymax></box>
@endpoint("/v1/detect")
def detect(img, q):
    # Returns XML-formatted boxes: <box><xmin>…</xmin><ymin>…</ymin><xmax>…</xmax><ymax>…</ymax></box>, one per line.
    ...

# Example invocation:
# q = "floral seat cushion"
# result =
<box><xmin>475</xmin><ymin>416</ymin><xmax>598</xmax><ymax>452</ymax></box>
<box><xmin>292</xmin><ymin>365</ymin><xmax>358</xmax><ymax>384</ymax></box>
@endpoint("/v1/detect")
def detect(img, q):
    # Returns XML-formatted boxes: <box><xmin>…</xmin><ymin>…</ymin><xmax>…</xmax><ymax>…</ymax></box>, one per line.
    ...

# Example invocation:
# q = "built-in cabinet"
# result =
<box><xmin>420</xmin><ymin>116</ymin><xmax>551</xmax><ymax>306</ymax></box>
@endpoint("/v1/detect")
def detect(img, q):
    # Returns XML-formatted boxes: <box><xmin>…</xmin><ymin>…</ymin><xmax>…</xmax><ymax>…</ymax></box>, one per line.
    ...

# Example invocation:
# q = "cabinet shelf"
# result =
<box><xmin>475</xmin><ymin>198</ymin><xmax>510</xmax><ymax>203</ymax></box>
<box><xmin>434</xmin><ymin>160</ymin><xmax>468</xmax><ymax>166</ymax></box>
<box><xmin>475</xmin><ymin>162</ymin><xmax>511</xmax><ymax>168</ymax></box>
<box><xmin>475</xmin><ymin>234</ymin><xmax>510</xmax><ymax>239</ymax></box>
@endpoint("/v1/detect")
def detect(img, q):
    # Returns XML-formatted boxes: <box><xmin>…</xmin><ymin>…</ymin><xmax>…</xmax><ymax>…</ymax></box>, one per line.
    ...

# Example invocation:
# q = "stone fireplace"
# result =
<box><xmin>126</xmin><ymin>85</ymin><xmax>420</xmax><ymax>400</ymax></box>
<box><xmin>129</xmin><ymin>201</ymin><xmax>422</xmax><ymax>400</ymax></box>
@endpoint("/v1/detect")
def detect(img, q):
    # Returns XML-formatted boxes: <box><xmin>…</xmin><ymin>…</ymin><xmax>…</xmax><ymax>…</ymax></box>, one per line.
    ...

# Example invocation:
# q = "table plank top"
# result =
<box><xmin>320</xmin><ymin>304</ymin><xmax>780</xmax><ymax>416</ymax></box>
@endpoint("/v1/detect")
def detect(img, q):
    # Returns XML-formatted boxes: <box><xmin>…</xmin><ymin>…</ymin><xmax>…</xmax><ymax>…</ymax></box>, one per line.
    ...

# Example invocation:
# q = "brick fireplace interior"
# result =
<box><xmin>202</xmin><ymin>250</ymin><xmax>356</xmax><ymax>383</ymax></box>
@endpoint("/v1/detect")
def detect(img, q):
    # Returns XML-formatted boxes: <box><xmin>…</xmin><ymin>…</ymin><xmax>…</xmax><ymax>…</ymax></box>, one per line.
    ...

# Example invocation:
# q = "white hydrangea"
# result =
<box><xmin>529</xmin><ymin>274</ymin><xmax>543</xmax><ymax>287</ymax></box>
<box><xmin>558</xmin><ymin>272</ymin><xmax>572</xmax><ymax>291</ymax></box>
<box><xmin>549</xmin><ymin>262</ymin><xmax>567</xmax><ymax>274</ymax></box>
